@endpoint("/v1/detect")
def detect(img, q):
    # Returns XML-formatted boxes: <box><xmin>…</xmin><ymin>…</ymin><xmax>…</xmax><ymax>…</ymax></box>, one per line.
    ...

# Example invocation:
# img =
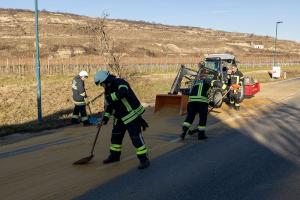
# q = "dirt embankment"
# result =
<box><xmin>1</xmin><ymin>8</ymin><xmax>300</xmax><ymax>61</ymax></box>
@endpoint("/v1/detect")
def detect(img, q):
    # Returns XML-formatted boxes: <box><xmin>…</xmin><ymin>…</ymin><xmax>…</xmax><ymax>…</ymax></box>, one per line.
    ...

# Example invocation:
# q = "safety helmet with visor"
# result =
<box><xmin>94</xmin><ymin>70</ymin><xmax>109</xmax><ymax>86</ymax></box>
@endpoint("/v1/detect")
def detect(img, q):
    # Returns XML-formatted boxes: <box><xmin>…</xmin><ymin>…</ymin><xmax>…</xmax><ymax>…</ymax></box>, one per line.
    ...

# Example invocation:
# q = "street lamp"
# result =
<box><xmin>273</xmin><ymin>21</ymin><xmax>283</xmax><ymax>67</ymax></box>
<box><xmin>35</xmin><ymin>0</ymin><xmax>42</xmax><ymax>123</ymax></box>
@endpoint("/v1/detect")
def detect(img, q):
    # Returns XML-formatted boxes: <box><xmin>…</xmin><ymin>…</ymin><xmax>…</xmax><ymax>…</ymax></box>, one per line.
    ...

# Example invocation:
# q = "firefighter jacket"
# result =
<box><xmin>104</xmin><ymin>78</ymin><xmax>144</xmax><ymax>125</ymax></box>
<box><xmin>72</xmin><ymin>75</ymin><xmax>87</xmax><ymax>105</ymax></box>
<box><xmin>228</xmin><ymin>70</ymin><xmax>244</xmax><ymax>86</ymax></box>
<box><xmin>188</xmin><ymin>78</ymin><xmax>223</xmax><ymax>103</ymax></box>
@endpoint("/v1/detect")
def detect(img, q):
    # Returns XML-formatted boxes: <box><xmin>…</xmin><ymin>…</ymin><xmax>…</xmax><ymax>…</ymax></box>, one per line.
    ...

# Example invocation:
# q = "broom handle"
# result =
<box><xmin>90</xmin><ymin>120</ymin><xmax>103</xmax><ymax>155</ymax></box>
<box><xmin>89</xmin><ymin>103</ymin><xmax>107</xmax><ymax>155</ymax></box>
<box><xmin>87</xmin><ymin>104</ymin><xmax>93</xmax><ymax>115</ymax></box>
<box><xmin>84</xmin><ymin>90</ymin><xmax>92</xmax><ymax>115</ymax></box>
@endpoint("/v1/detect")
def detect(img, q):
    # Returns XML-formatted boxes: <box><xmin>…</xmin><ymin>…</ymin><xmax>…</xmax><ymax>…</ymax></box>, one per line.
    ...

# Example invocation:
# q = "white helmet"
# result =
<box><xmin>79</xmin><ymin>70</ymin><xmax>88</xmax><ymax>77</ymax></box>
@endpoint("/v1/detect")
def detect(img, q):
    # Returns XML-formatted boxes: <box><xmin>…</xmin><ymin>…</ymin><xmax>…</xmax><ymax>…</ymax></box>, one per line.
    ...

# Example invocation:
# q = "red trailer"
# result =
<box><xmin>244</xmin><ymin>77</ymin><xmax>260</xmax><ymax>97</ymax></box>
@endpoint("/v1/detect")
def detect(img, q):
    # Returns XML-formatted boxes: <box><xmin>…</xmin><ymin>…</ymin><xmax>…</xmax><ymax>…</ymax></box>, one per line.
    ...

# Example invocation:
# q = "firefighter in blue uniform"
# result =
<box><xmin>94</xmin><ymin>70</ymin><xmax>150</xmax><ymax>169</ymax></box>
<box><xmin>181</xmin><ymin>75</ymin><xmax>225</xmax><ymax>140</ymax></box>
<box><xmin>71</xmin><ymin>70</ymin><xmax>92</xmax><ymax>126</ymax></box>
<box><xmin>228</xmin><ymin>64</ymin><xmax>244</xmax><ymax>111</ymax></box>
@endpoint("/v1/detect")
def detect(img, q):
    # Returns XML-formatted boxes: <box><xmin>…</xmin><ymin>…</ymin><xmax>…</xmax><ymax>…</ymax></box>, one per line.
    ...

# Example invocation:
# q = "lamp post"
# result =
<box><xmin>35</xmin><ymin>0</ymin><xmax>42</xmax><ymax>123</ymax></box>
<box><xmin>273</xmin><ymin>21</ymin><xmax>283</xmax><ymax>67</ymax></box>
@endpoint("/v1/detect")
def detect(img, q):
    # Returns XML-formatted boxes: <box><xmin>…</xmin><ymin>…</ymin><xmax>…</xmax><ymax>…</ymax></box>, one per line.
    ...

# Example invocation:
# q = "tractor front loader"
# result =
<box><xmin>154</xmin><ymin>65</ymin><xmax>198</xmax><ymax>115</ymax></box>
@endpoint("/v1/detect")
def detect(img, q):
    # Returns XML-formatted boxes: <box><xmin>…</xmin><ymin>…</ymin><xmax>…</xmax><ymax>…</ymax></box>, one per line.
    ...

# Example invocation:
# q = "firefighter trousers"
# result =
<box><xmin>183</xmin><ymin>102</ymin><xmax>208</xmax><ymax>131</ymax></box>
<box><xmin>109</xmin><ymin>117</ymin><xmax>148</xmax><ymax>162</ymax></box>
<box><xmin>72</xmin><ymin>105</ymin><xmax>88</xmax><ymax>122</ymax></box>
<box><xmin>229</xmin><ymin>90</ymin><xmax>240</xmax><ymax>108</ymax></box>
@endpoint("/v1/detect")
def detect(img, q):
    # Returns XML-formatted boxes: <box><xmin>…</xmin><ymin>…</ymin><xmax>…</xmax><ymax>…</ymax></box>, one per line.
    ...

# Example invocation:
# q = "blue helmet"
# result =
<box><xmin>94</xmin><ymin>70</ymin><xmax>109</xmax><ymax>85</ymax></box>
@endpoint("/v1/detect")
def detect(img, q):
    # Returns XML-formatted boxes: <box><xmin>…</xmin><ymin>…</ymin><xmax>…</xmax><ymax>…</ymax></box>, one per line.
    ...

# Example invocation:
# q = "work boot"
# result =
<box><xmin>230</xmin><ymin>103</ymin><xmax>235</xmax><ymax>109</ymax></box>
<box><xmin>103</xmin><ymin>153</ymin><xmax>120</xmax><ymax>164</ymax></box>
<box><xmin>71</xmin><ymin>118</ymin><xmax>80</xmax><ymax>124</ymax></box>
<box><xmin>180</xmin><ymin>127</ymin><xmax>189</xmax><ymax>140</ymax></box>
<box><xmin>198</xmin><ymin>130</ymin><xmax>208</xmax><ymax>140</ymax></box>
<box><xmin>138</xmin><ymin>156</ymin><xmax>150</xmax><ymax>170</ymax></box>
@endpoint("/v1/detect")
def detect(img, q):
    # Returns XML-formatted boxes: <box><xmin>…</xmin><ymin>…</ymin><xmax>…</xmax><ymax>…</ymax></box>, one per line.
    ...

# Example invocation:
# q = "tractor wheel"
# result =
<box><xmin>212</xmin><ymin>89</ymin><xmax>223</xmax><ymax>108</ymax></box>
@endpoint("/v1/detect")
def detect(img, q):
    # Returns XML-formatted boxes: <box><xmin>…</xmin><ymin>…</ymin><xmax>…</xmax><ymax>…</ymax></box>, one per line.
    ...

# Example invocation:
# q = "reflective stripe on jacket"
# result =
<box><xmin>105</xmin><ymin>78</ymin><xmax>144</xmax><ymax>124</ymax></box>
<box><xmin>188</xmin><ymin>79</ymin><xmax>211</xmax><ymax>103</ymax></box>
<box><xmin>229</xmin><ymin>71</ymin><xmax>244</xmax><ymax>86</ymax></box>
<box><xmin>188</xmin><ymin>78</ymin><xmax>224</xmax><ymax>103</ymax></box>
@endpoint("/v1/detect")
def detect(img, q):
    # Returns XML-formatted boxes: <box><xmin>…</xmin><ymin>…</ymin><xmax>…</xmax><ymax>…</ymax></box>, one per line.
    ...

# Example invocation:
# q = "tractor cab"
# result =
<box><xmin>202</xmin><ymin>54</ymin><xmax>236</xmax><ymax>83</ymax></box>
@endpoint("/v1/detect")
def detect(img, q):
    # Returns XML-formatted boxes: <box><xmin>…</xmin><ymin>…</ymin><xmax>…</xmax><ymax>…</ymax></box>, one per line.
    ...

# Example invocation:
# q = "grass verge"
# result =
<box><xmin>1</xmin><ymin>66</ymin><xmax>300</xmax><ymax>136</ymax></box>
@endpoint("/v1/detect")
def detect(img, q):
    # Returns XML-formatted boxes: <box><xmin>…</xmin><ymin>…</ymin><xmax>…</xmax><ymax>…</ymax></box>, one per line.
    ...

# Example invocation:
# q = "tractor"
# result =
<box><xmin>154</xmin><ymin>53</ymin><xmax>260</xmax><ymax>114</ymax></box>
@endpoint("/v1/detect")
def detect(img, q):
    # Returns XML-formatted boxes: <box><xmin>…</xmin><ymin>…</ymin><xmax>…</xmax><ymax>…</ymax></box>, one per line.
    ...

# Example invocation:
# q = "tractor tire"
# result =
<box><xmin>212</xmin><ymin>88</ymin><xmax>223</xmax><ymax>108</ymax></box>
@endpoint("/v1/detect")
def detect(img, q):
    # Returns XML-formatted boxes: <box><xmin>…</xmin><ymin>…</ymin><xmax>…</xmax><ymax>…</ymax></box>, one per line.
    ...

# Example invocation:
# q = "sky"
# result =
<box><xmin>1</xmin><ymin>0</ymin><xmax>300</xmax><ymax>42</ymax></box>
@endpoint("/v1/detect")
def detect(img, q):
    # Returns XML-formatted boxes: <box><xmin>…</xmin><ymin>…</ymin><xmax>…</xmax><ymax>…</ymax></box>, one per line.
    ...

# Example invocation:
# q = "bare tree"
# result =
<box><xmin>82</xmin><ymin>12</ymin><xmax>128</xmax><ymax>78</ymax></box>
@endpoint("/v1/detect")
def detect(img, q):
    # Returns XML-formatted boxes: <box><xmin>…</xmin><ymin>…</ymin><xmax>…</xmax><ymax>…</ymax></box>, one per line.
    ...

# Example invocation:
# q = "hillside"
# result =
<box><xmin>0</xmin><ymin>8</ymin><xmax>300</xmax><ymax>62</ymax></box>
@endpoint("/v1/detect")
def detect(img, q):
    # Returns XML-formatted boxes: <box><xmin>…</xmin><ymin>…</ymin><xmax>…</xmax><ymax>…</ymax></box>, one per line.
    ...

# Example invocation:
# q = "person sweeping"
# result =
<box><xmin>181</xmin><ymin>75</ymin><xmax>225</xmax><ymax>140</ymax></box>
<box><xmin>94</xmin><ymin>70</ymin><xmax>150</xmax><ymax>169</ymax></box>
<box><xmin>71</xmin><ymin>70</ymin><xmax>92</xmax><ymax>126</ymax></box>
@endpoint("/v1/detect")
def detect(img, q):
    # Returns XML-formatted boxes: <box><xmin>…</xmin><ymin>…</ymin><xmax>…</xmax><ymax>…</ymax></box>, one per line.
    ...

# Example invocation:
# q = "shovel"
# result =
<box><xmin>73</xmin><ymin>120</ymin><xmax>104</xmax><ymax>165</ymax></box>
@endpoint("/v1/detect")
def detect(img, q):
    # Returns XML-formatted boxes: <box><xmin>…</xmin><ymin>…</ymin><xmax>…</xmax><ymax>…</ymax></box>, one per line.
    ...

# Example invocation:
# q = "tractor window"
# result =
<box><xmin>199</xmin><ymin>68</ymin><xmax>217</xmax><ymax>80</ymax></box>
<box><xmin>204</xmin><ymin>61</ymin><xmax>219</xmax><ymax>72</ymax></box>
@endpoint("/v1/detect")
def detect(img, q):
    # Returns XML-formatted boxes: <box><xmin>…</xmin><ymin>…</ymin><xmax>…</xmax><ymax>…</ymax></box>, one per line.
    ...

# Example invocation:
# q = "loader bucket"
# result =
<box><xmin>154</xmin><ymin>94</ymin><xmax>188</xmax><ymax>115</ymax></box>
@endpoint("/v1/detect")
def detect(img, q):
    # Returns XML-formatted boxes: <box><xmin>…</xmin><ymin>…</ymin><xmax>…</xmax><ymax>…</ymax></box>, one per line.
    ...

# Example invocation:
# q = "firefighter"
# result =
<box><xmin>94</xmin><ymin>70</ymin><xmax>150</xmax><ymax>170</ymax></box>
<box><xmin>228</xmin><ymin>64</ymin><xmax>244</xmax><ymax>111</ymax></box>
<box><xmin>181</xmin><ymin>75</ymin><xmax>225</xmax><ymax>140</ymax></box>
<box><xmin>71</xmin><ymin>70</ymin><xmax>92</xmax><ymax>126</ymax></box>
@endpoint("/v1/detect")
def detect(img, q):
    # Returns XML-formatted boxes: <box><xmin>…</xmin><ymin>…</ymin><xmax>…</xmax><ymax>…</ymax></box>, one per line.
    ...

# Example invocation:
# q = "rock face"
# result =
<box><xmin>56</xmin><ymin>47</ymin><xmax>86</xmax><ymax>58</ymax></box>
<box><xmin>57</xmin><ymin>47</ymin><xmax>73</xmax><ymax>58</ymax></box>
<box><xmin>0</xmin><ymin>8</ymin><xmax>300</xmax><ymax>60</ymax></box>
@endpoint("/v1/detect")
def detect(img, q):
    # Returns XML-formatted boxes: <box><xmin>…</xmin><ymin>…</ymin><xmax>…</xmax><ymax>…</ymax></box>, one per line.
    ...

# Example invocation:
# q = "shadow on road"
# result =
<box><xmin>75</xmin><ymin>97</ymin><xmax>300</xmax><ymax>200</ymax></box>
<box><xmin>0</xmin><ymin>108</ymin><xmax>71</xmax><ymax>136</ymax></box>
<box><xmin>239</xmin><ymin>101</ymin><xmax>300</xmax><ymax>165</ymax></box>
<box><xmin>0</xmin><ymin>107</ymin><xmax>100</xmax><ymax>140</ymax></box>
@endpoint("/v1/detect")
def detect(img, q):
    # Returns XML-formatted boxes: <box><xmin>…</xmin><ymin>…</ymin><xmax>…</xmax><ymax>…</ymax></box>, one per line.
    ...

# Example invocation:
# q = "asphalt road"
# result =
<box><xmin>76</xmin><ymin>93</ymin><xmax>300</xmax><ymax>200</ymax></box>
<box><xmin>1</xmin><ymin>78</ymin><xmax>300</xmax><ymax>200</ymax></box>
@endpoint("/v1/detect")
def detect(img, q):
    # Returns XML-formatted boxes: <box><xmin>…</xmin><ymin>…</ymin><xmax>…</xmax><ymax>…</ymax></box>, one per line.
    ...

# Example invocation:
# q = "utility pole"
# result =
<box><xmin>35</xmin><ymin>0</ymin><xmax>42</xmax><ymax>123</ymax></box>
<box><xmin>273</xmin><ymin>21</ymin><xmax>283</xmax><ymax>67</ymax></box>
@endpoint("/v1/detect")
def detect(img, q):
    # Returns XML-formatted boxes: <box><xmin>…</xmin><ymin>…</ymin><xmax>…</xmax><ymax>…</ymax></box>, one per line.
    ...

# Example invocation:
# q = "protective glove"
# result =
<box><xmin>221</xmin><ymin>84</ymin><xmax>227</xmax><ymax>90</ymax></box>
<box><xmin>84</xmin><ymin>98</ymin><xmax>90</xmax><ymax>105</ymax></box>
<box><xmin>140</xmin><ymin>117</ymin><xmax>149</xmax><ymax>131</ymax></box>
<box><xmin>102</xmin><ymin>116</ymin><xmax>109</xmax><ymax>125</ymax></box>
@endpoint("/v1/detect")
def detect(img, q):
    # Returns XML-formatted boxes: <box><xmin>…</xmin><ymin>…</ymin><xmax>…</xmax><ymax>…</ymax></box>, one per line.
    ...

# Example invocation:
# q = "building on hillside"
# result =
<box><xmin>250</xmin><ymin>41</ymin><xmax>264</xmax><ymax>49</ymax></box>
